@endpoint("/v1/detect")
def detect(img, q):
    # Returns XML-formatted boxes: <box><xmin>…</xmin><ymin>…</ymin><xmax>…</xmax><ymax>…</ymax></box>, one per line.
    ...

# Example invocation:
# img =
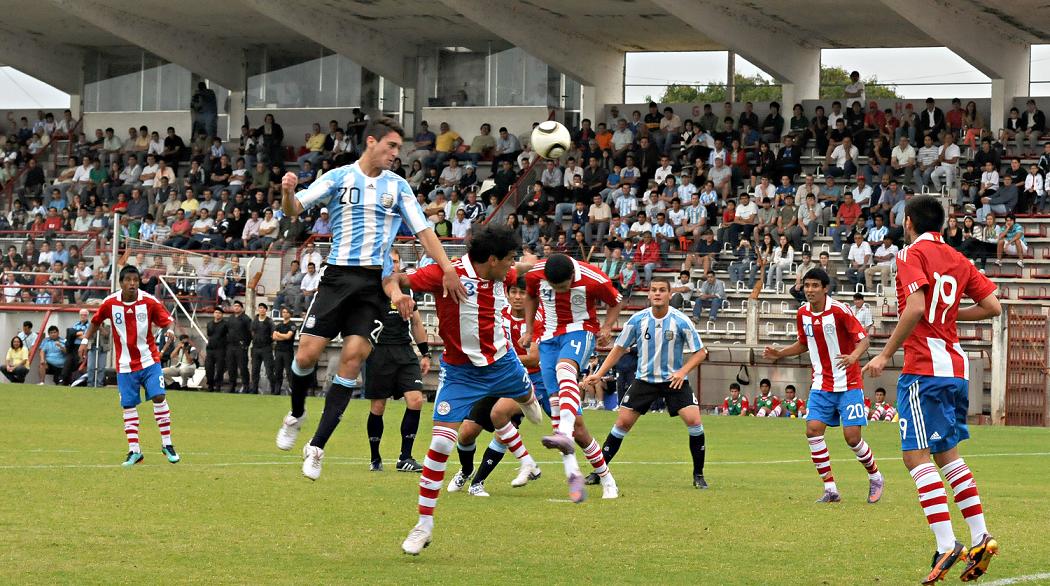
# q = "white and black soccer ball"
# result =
<box><xmin>531</xmin><ymin>121</ymin><xmax>571</xmax><ymax>160</ymax></box>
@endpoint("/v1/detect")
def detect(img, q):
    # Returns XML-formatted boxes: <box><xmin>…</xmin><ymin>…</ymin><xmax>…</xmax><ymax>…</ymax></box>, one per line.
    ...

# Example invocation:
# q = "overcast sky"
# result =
<box><xmin>4</xmin><ymin>46</ymin><xmax>1050</xmax><ymax>109</ymax></box>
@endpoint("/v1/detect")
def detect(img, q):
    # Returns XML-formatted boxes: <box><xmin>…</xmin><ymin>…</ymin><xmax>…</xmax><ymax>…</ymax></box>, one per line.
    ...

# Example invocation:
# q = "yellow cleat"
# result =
<box><xmin>922</xmin><ymin>541</ymin><xmax>967</xmax><ymax>585</ymax></box>
<box><xmin>960</xmin><ymin>535</ymin><xmax>998</xmax><ymax>582</ymax></box>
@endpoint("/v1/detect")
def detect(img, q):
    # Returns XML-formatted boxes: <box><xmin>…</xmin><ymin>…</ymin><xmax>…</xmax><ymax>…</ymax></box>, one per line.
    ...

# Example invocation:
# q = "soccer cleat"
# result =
<box><xmin>369</xmin><ymin>459</ymin><xmax>383</xmax><ymax>472</ymax></box>
<box><xmin>693</xmin><ymin>474</ymin><xmax>709</xmax><ymax>489</ymax></box>
<box><xmin>467</xmin><ymin>483</ymin><xmax>490</xmax><ymax>497</ymax></box>
<box><xmin>922</xmin><ymin>541</ymin><xmax>967</xmax><ymax>585</ymax></box>
<box><xmin>567</xmin><ymin>472</ymin><xmax>586</xmax><ymax>503</ymax></box>
<box><xmin>401</xmin><ymin>522</ymin><xmax>432</xmax><ymax>555</ymax></box>
<box><xmin>275</xmin><ymin>412</ymin><xmax>305</xmax><ymax>451</ymax></box>
<box><xmin>867</xmin><ymin>475</ymin><xmax>884</xmax><ymax>504</ymax></box>
<box><xmin>301</xmin><ymin>444</ymin><xmax>324</xmax><ymax>481</ymax></box>
<box><xmin>815</xmin><ymin>489</ymin><xmax>841</xmax><ymax>503</ymax></box>
<box><xmin>600</xmin><ymin>475</ymin><xmax>619</xmax><ymax>499</ymax></box>
<box><xmin>162</xmin><ymin>445</ymin><xmax>180</xmax><ymax>463</ymax></box>
<box><xmin>122</xmin><ymin>451</ymin><xmax>144</xmax><ymax>467</ymax></box>
<box><xmin>541</xmin><ymin>433</ymin><xmax>576</xmax><ymax>455</ymax></box>
<box><xmin>521</xmin><ymin>399</ymin><xmax>543</xmax><ymax>424</ymax></box>
<box><xmin>511</xmin><ymin>461</ymin><xmax>541</xmax><ymax>487</ymax></box>
<box><xmin>396</xmin><ymin>457</ymin><xmax>423</xmax><ymax>473</ymax></box>
<box><xmin>447</xmin><ymin>470</ymin><xmax>470</xmax><ymax>493</ymax></box>
<box><xmin>584</xmin><ymin>472</ymin><xmax>601</xmax><ymax>486</ymax></box>
<box><xmin>960</xmin><ymin>534</ymin><xmax>998</xmax><ymax>582</ymax></box>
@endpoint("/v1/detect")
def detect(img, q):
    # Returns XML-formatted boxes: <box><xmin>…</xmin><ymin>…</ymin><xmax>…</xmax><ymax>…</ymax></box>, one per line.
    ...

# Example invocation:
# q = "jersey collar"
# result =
<box><xmin>570</xmin><ymin>257</ymin><xmax>581</xmax><ymax>282</ymax></box>
<box><xmin>461</xmin><ymin>253</ymin><xmax>478</xmax><ymax>279</ymax></box>
<box><xmin>914</xmin><ymin>231</ymin><xmax>941</xmax><ymax>244</ymax></box>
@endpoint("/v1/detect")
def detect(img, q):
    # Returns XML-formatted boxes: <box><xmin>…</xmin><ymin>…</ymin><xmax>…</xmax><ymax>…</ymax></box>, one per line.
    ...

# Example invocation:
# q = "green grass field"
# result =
<box><xmin>2</xmin><ymin>385</ymin><xmax>1049</xmax><ymax>585</ymax></box>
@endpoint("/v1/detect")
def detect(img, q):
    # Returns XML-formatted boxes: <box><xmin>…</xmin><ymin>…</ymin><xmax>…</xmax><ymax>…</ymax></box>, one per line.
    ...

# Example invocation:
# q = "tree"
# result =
<box><xmin>653</xmin><ymin>66</ymin><xmax>901</xmax><ymax>104</ymax></box>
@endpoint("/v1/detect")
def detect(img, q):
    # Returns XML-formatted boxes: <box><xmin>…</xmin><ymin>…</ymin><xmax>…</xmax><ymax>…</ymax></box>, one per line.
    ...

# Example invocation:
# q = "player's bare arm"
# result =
<box><xmin>382</xmin><ymin>273</ymin><xmax>414</xmax><ymax>319</ymax></box>
<box><xmin>78</xmin><ymin>322</ymin><xmax>100</xmax><ymax>359</ymax></box>
<box><xmin>519</xmin><ymin>293</ymin><xmax>538</xmax><ymax>349</ymax></box>
<box><xmin>862</xmin><ymin>289</ymin><xmax>925</xmax><ymax>377</ymax></box>
<box><xmin>763</xmin><ymin>341</ymin><xmax>806</xmax><ymax>360</ymax></box>
<box><xmin>599</xmin><ymin>300</ymin><xmax>625</xmax><ymax>347</ymax></box>
<box><xmin>836</xmin><ymin>335</ymin><xmax>870</xmax><ymax>369</ymax></box>
<box><xmin>280</xmin><ymin>172</ymin><xmax>302</xmax><ymax>217</ymax></box>
<box><xmin>415</xmin><ymin>228</ymin><xmax>468</xmax><ymax>303</ymax></box>
<box><xmin>519</xmin><ymin>338</ymin><xmax>540</xmax><ymax>370</ymax></box>
<box><xmin>671</xmin><ymin>348</ymin><xmax>709</xmax><ymax>389</ymax></box>
<box><xmin>584</xmin><ymin>344</ymin><xmax>627</xmax><ymax>388</ymax></box>
<box><xmin>956</xmin><ymin>293</ymin><xmax>1002</xmax><ymax>322</ymax></box>
<box><xmin>410</xmin><ymin>309</ymin><xmax>431</xmax><ymax>376</ymax></box>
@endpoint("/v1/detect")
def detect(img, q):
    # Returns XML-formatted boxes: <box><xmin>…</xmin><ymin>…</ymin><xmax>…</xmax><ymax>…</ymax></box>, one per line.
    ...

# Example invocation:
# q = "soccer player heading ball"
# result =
<box><xmin>80</xmin><ymin>265</ymin><xmax>179</xmax><ymax>466</ymax></box>
<box><xmin>862</xmin><ymin>195</ymin><xmax>1001</xmax><ymax>584</ymax></box>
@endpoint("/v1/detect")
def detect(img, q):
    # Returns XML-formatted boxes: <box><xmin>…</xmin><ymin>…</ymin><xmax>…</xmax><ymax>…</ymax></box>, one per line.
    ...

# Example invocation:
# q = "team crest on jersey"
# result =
<box><xmin>436</xmin><ymin>401</ymin><xmax>451</xmax><ymax>416</ymax></box>
<box><xmin>305</xmin><ymin>315</ymin><xmax>316</xmax><ymax>329</ymax></box>
<box><xmin>664</xmin><ymin>330</ymin><xmax>675</xmax><ymax>341</ymax></box>
<box><xmin>570</xmin><ymin>293</ymin><xmax>586</xmax><ymax>307</ymax></box>
<box><xmin>380</xmin><ymin>191</ymin><xmax>395</xmax><ymax>209</ymax></box>
<box><xmin>823</xmin><ymin>323</ymin><xmax>835</xmax><ymax>335</ymax></box>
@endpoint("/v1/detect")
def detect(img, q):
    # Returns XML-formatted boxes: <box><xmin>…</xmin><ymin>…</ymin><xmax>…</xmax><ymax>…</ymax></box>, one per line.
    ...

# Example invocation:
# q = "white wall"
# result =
<box><xmin>420</xmin><ymin>106</ymin><xmax>553</xmax><ymax>141</ymax></box>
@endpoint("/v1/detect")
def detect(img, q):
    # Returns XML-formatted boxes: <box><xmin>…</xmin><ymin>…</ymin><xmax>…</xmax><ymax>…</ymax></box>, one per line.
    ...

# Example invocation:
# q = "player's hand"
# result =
<box><xmin>836</xmin><ymin>354</ymin><xmax>858</xmax><ymax>369</ymax></box>
<box><xmin>442</xmin><ymin>268</ymin><xmax>467</xmax><ymax>303</ymax></box>
<box><xmin>762</xmin><ymin>345</ymin><xmax>780</xmax><ymax>360</ymax></box>
<box><xmin>419</xmin><ymin>354</ymin><xmax>431</xmax><ymax>376</ymax></box>
<box><xmin>518</xmin><ymin>331</ymin><xmax>532</xmax><ymax>350</ymax></box>
<box><xmin>390</xmin><ymin>290</ymin><xmax>414</xmax><ymax>320</ymax></box>
<box><xmin>581</xmin><ymin>374</ymin><xmax>602</xmax><ymax>389</ymax></box>
<box><xmin>597</xmin><ymin>328</ymin><xmax>613</xmax><ymax>348</ymax></box>
<box><xmin>862</xmin><ymin>354</ymin><xmax>888</xmax><ymax>378</ymax></box>
<box><xmin>669</xmin><ymin>368</ymin><xmax>688</xmax><ymax>389</ymax></box>
<box><xmin>78</xmin><ymin>344</ymin><xmax>88</xmax><ymax>361</ymax></box>
<box><xmin>281</xmin><ymin>172</ymin><xmax>298</xmax><ymax>193</ymax></box>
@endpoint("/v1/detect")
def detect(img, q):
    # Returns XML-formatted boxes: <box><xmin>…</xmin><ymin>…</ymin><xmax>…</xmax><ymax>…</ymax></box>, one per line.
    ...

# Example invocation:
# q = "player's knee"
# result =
<box><xmin>369</xmin><ymin>400</ymin><xmax>386</xmax><ymax>416</ymax></box>
<box><xmin>404</xmin><ymin>393</ymin><xmax>424</xmax><ymax>410</ymax></box>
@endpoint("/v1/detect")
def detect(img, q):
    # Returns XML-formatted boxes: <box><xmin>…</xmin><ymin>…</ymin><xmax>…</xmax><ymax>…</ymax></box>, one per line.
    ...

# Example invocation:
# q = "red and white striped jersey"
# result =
<box><xmin>502</xmin><ymin>306</ymin><xmax>540</xmax><ymax>375</ymax></box>
<box><xmin>91</xmin><ymin>290</ymin><xmax>172</xmax><ymax>374</ymax></box>
<box><xmin>407</xmin><ymin>255</ymin><xmax>516</xmax><ymax>367</ymax></box>
<box><xmin>525</xmin><ymin>258</ymin><xmax>622</xmax><ymax>341</ymax></box>
<box><xmin>895</xmin><ymin>232</ymin><xmax>997</xmax><ymax>380</ymax></box>
<box><xmin>796</xmin><ymin>297</ymin><xmax>866</xmax><ymax>392</ymax></box>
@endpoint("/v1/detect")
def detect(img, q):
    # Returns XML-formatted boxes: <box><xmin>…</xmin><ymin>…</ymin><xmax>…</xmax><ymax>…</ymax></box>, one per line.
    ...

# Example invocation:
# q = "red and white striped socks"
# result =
<box><xmin>153</xmin><ymin>400</ymin><xmax>172</xmax><ymax>447</ymax></box>
<box><xmin>418</xmin><ymin>426</ymin><xmax>458</xmax><ymax>530</ymax></box>
<box><xmin>911</xmin><ymin>463</ymin><xmax>957</xmax><ymax>553</ymax></box>
<box><xmin>555</xmin><ymin>362</ymin><xmax>580</xmax><ymax>437</ymax></box>
<box><xmin>941</xmin><ymin>458</ymin><xmax>988</xmax><ymax>547</ymax></box>
<box><xmin>123</xmin><ymin>408</ymin><xmax>140</xmax><ymax>453</ymax></box>
<box><xmin>849</xmin><ymin>440</ymin><xmax>881</xmax><ymax>480</ymax></box>
<box><xmin>549</xmin><ymin>396</ymin><xmax>560</xmax><ymax>433</ymax></box>
<box><xmin>583</xmin><ymin>439</ymin><xmax>609</xmax><ymax>477</ymax></box>
<box><xmin>808</xmin><ymin>435</ymin><xmax>836</xmax><ymax>493</ymax></box>
<box><xmin>495</xmin><ymin>422</ymin><xmax>535</xmax><ymax>467</ymax></box>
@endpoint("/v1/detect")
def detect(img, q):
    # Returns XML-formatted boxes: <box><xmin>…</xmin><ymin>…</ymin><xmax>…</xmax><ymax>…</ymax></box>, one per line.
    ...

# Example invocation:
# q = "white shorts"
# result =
<box><xmin>1004</xmin><ymin>241</ymin><xmax>1028</xmax><ymax>255</ymax></box>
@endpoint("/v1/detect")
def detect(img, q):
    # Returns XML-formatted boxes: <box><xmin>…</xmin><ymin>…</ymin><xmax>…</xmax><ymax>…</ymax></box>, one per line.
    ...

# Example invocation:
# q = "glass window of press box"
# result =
<box><xmin>85</xmin><ymin>49</ymin><xmax>194</xmax><ymax>112</ymax></box>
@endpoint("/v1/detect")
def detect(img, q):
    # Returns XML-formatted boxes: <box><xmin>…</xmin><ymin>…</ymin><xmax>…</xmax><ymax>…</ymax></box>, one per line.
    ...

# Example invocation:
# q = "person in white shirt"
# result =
<box><xmin>620</xmin><ymin>161</ymin><xmax>641</xmax><ymax>195</ymax></box>
<box><xmin>299</xmin><ymin>262</ymin><xmax>321</xmax><ymax>304</ymax></box>
<box><xmin>765</xmin><ymin>234</ymin><xmax>794</xmax><ymax>290</ymax></box>
<box><xmin>676</xmin><ymin>172</ymin><xmax>697</xmax><ymax>201</ymax></box>
<box><xmin>851</xmin><ymin>175</ymin><xmax>873</xmax><ymax>208</ymax></box>
<box><xmin>628</xmin><ymin>212</ymin><xmax>653</xmax><ymax>239</ymax></box>
<box><xmin>562</xmin><ymin>157</ymin><xmax>583</xmax><ymax>189</ymax></box>
<box><xmin>851</xmin><ymin>292</ymin><xmax>874</xmax><ymax>333</ymax></box>
<box><xmin>611</xmin><ymin>119</ymin><xmax>634</xmax><ymax>161</ymax></box>
<box><xmin>931</xmin><ymin>133</ymin><xmax>960</xmax><ymax>191</ymax></box>
<box><xmin>890</xmin><ymin>136</ymin><xmax>916</xmax><ymax>178</ymax></box>
<box><xmin>654</xmin><ymin>155</ymin><xmax>675</xmax><ymax>185</ymax></box>
<box><xmin>827</xmin><ymin>101</ymin><xmax>844</xmax><ymax>131</ymax></box>
<box><xmin>913</xmin><ymin>134</ymin><xmax>940</xmax><ymax>191</ymax></box>
<box><xmin>612</xmin><ymin>184</ymin><xmax>639</xmax><ymax>222</ymax></box>
<box><xmin>727</xmin><ymin>192</ymin><xmax>759</xmax><ymax>245</ymax></box>
<box><xmin>824</xmin><ymin>135</ymin><xmax>859</xmax><ymax>177</ymax></box>
<box><xmin>228</xmin><ymin>157</ymin><xmax>248</xmax><ymax>197</ymax></box>
<box><xmin>754</xmin><ymin>176</ymin><xmax>776</xmax><ymax>201</ymax></box>
<box><xmin>1024</xmin><ymin>164</ymin><xmax>1044</xmax><ymax>212</ymax></box>
<box><xmin>669</xmin><ymin>270</ymin><xmax>696</xmax><ymax>309</ymax></box>
<box><xmin>866</xmin><ymin>215</ymin><xmax>888</xmax><ymax>244</ymax></box>
<box><xmin>707</xmin><ymin>139</ymin><xmax>727</xmax><ymax>168</ymax></box>
<box><xmin>845</xmin><ymin>231</ymin><xmax>872</xmax><ymax>288</ymax></box>
<box><xmin>300</xmin><ymin>244</ymin><xmax>323</xmax><ymax>271</ymax></box>
<box><xmin>865</xmin><ymin>235</ymin><xmax>898</xmax><ymax>292</ymax></box>
<box><xmin>978</xmin><ymin>161</ymin><xmax>1000</xmax><ymax>203</ymax></box>
<box><xmin>450</xmin><ymin>208</ymin><xmax>471</xmax><ymax>239</ymax></box>
<box><xmin>844</xmin><ymin>71</ymin><xmax>866</xmax><ymax>104</ymax></box>
<box><xmin>667</xmin><ymin>198</ymin><xmax>688</xmax><ymax>237</ymax></box>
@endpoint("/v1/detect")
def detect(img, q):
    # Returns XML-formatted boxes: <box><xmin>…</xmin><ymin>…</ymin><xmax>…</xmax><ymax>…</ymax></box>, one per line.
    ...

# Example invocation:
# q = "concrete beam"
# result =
<box><xmin>47</xmin><ymin>0</ymin><xmax>244</xmax><ymax>90</ymax></box>
<box><xmin>238</xmin><ymin>0</ymin><xmax>417</xmax><ymax>88</ymax></box>
<box><xmin>651</xmin><ymin>0</ymin><xmax>820</xmax><ymax>102</ymax></box>
<box><xmin>0</xmin><ymin>25</ymin><xmax>83</xmax><ymax>95</ymax></box>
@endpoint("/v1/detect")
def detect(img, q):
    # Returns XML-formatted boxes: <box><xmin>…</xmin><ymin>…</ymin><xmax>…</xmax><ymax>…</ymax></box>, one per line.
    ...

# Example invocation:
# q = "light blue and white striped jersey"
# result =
<box><xmin>614</xmin><ymin>306</ymin><xmax>703</xmax><ymax>383</ymax></box>
<box><xmin>295</xmin><ymin>162</ymin><xmax>429</xmax><ymax>273</ymax></box>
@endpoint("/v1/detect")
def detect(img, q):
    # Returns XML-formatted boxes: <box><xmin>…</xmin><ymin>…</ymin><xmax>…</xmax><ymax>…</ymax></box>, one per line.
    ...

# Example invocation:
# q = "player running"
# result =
<box><xmin>273</xmin><ymin>117</ymin><xmax>465</xmax><ymax>482</ymax></box>
<box><xmin>582</xmin><ymin>279</ymin><xmax>710</xmax><ymax>488</ymax></box>
<box><xmin>79</xmin><ymin>265</ymin><xmax>179</xmax><ymax>466</ymax></box>
<box><xmin>386</xmin><ymin>224</ymin><xmax>543</xmax><ymax>555</ymax></box>
<box><xmin>763</xmin><ymin>268</ymin><xmax>885</xmax><ymax>505</ymax></box>
<box><xmin>521</xmin><ymin>253</ymin><xmax>624</xmax><ymax>502</ymax></box>
<box><xmin>862</xmin><ymin>195</ymin><xmax>1001</xmax><ymax>584</ymax></box>
<box><xmin>364</xmin><ymin>249</ymin><xmax>430</xmax><ymax>473</ymax></box>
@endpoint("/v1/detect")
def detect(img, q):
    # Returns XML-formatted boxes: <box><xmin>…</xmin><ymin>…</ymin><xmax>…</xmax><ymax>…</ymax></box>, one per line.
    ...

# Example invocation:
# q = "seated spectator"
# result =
<box><xmin>493</xmin><ymin>126</ymin><xmax>521</xmax><ymax>166</ymax></box>
<box><xmin>851</xmin><ymin>292</ymin><xmax>875</xmax><ymax>334</ymax></box>
<box><xmin>37</xmin><ymin>325</ymin><xmax>66</xmax><ymax>385</ymax></box>
<box><xmin>431</xmin><ymin>210</ymin><xmax>452</xmax><ymax>237</ymax></box>
<box><xmin>692</xmin><ymin>270</ymin><xmax>725</xmax><ymax>322</ymax></box>
<box><xmin>788</xmin><ymin>251</ymin><xmax>816</xmax><ymax>303</ymax></box>
<box><xmin>752</xmin><ymin>379</ymin><xmax>782</xmax><ymax>417</ymax></box>
<box><xmin>726</xmin><ymin>192</ymin><xmax>758</xmax><ymax>246</ymax></box>
<box><xmin>311</xmin><ymin>208</ymin><xmax>331</xmax><ymax>237</ymax></box>
<box><xmin>930</xmin><ymin>133</ymin><xmax>960</xmax><ymax>192</ymax></box>
<box><xmin>618</xmin><ymin>259</ymin><xmax>638</xmax><ymax>300</ymax></box>
<box><xmin>296</xmin><ymin>160</ymin><xmax>316</xmax><ymax>191</ymax></box>
<box><xmin>781</xmin><ymin>385</ymin><xmax>807</xmax><ymax>418</ymax></box>
<box><xmin>635</xmin><ymin>231</ymin><xmax>661</xmax><ymax>287</ymax></box>
<box><xmin>846</xmin><ymin>232</ymin><xmax>872</xmax><ymax>288</ymax></box>
<box><xmin>404</xmin><ymin>121</ymin><xmax>436</xmax><ymax>167</ymax></box>
<box><xmin>587</xmin><ymin>194</ymin><xmax>611</xmax><ymax>244</ymax></box>
<box><xmin>450</xmin><ymin>208</ymin><xmax>471</xmax><ymax>239</ymax></box>
<box><xmin>868</xmin><ymin>387</ymin><xmax>897</xmax><ymax>422</ymax></box>
<box><xmin>162</xmin><ymin>335</ymin><xmax>198</xmax><ymax>388</ymax></box>
<box><xmin>979</xmin><ymin>174</ymin><xmax>1017</xmax><ymax>222</ymax></box>
<box><xmin>865</xmin><ymin>235</ymin><xmax>898</xmax><ymax>293</ymax></box>
<box><xmin>223</xmin><ymin>257</ymin><xmax>246</xmax><ymax>300</ymax></box>
<box><xmin>249</xmin><ymin>208</ymin><xmax>279</xmax><ymax>251</ymax></box>
<box><xmin>996</xmin><ymin>214</ymin><xmax>1027</xmax><ymax>268</ymax></box>
<box><xmin>300</xmin><ymin>262</ymin><xmax>320</xmax><ymax>307</ymax></box>
<box><xmin>824</xmin><ymin>135</ymin><xmax>858</xmax><ymax>178</ymax></box>
<box><xmin>652</xmin><ymin>212</ymin><xmax>675</xmax><ymax>255</ymax></box>
<box><xmin>720</xmin><ymin>383</ymin><xmax>749</xmax><ymax>416</ymax></box>
<box><xmin>728</xmin><ymin>237</ymin><xmax>758</xmax><ymax>288</ymax></box>
<box><xmin>297</xmin><ymin>123</ymin><xmax>326</xmax><ymax>168</ymax></box>
<box><xmin>829</xmin><ymin>192</ymin><xmax>862</xmax><ymax>253</ymax></box>
<box><xmin>2</xmin><ymin>336</ymin><xmax>29</xmax><ymax>383</ymax></box>
<box><xmin>669</xmin><ymin>270</ymin><xmax>694</xmax><ymax>309</ymax></box>
<box><xmin>765</xmin><ymin>234</ymin><xmax>794</xmax><ymax>291</ymax></box>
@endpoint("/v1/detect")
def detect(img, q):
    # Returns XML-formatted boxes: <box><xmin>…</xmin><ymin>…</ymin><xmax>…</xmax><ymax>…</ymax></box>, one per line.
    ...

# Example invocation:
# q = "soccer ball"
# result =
<box><xmin>531</xmin><ymin>121</ymin><xmax>571</xmax><ymax>159</ymax></box>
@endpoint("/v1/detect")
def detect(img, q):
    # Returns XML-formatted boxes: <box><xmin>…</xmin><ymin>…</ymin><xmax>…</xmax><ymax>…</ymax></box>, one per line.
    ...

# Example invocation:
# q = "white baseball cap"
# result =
<box><xmin>320</xmin><ymin>207</ymin><xmax>328</xmax><ymax>214</ymax></box>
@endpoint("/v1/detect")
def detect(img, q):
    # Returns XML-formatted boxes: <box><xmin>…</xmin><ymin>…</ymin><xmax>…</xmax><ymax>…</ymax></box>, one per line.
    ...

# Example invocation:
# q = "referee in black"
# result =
<box><xmin>225</xmin><ymin>300</ymin><xmax>252</xmax><ymax>393</ymax></box>
<box><xmin>271</xmin><ymin>306</ymin><xmax>296</xmax><ymax>395</ymax></box>
<box><xmin>249</xmin><ymin>302</ymin><xmax>275</xmax><ymax>395</ymax></box>
<box><xmin>364</xmin><ymin>249</ymin><xmax>431</xmax><ymax>473</ymax></box>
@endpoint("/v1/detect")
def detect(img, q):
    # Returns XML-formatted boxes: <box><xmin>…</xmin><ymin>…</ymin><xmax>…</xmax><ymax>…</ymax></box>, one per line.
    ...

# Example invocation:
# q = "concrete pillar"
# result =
<box><xmin>989</xmin><ymin>312</ymin><xmax>1007</xmax><ymax>425</ymax></box>
<box><xmin>581</xmin><ymin>74</ymin><xmax>624</xmax><ymax>128</ymax></box>
<box><xmin>745</xmin><ymin>300</ymin><xmax>758</xmax><ymax>347</ymax></box>
<box><xmin>227</xmin><ymin>90</ymin><xmax>246</xmax><ymax>141</ymax></box>
<box><xmin>68</xmin><ymin>94</ymin><xmax>82</xmax><ymax>119</ymax></box>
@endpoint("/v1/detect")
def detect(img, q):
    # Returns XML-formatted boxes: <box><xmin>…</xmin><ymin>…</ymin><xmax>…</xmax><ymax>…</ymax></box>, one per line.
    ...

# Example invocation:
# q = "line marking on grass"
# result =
<box><xmin>982</xmin><ymin>572</ymin><xmax>1050</xmax><ymax>586</ymax></box>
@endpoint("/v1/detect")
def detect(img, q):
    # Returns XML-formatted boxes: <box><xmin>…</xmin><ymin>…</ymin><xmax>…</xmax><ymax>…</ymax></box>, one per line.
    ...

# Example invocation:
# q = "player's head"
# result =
<box><xmin>507</xmin><ymin>276</ymin><xmax>527</xmax><ymax>312</ymax></box>
<box><xmin>785</xmin><ymin>384</ymin><xmax>796</xmax><ymax>399</ymax></box>
<box><xmin>729</xmin><ymin>382</ymin><xmax>740</xmax><ymax>398</ymax></box>
<box><xmin>543</xmin><ymin>254</ymin><xmax>576</xmax><ymax>292</ymax></box>
<box><xmin>903</xmin><ymin>194</ymin><xmax>944</xmax><ymax>243</ymax></box>
<box><xmin>118</xmin><ymin>265</ymin><xmax>141</xmax><ymax>297</ymax></box>
<box><xmin>257</xmin><ymin>302</ymin><xmax>268</xmax><ymax>317</ymax></box>
<box><xmin>875</xmin><ymin>387</ymin><xmax>886</xmax><ymax>401</ymax></box>
<box><xmin>363</xmin><ymin>116</ymin><xmax>405</xmax><ymax>170</ymax></box>
<box><xmin>760</xmin><ymin>378</ymin><xmax>771</xmax><ymax>393</ymax></box>
<box><xmin>467</xmin><ymin>223</ymin><xmax>521</xmax><ymax>282</ymax></box>
<box><xmin>647</xmin><ymin>278</ymin><xmax>672</xmax><ymax>308</ymax></box>
<box><xmin>802</xmin><ymin>268</ymin><xmax>830</xmax><ymax>305</ymax></box>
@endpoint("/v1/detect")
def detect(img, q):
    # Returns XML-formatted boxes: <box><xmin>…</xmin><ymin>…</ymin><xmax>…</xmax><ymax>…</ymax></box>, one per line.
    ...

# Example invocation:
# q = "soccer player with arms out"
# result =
<box><xmin>79</xmin><ymin>265</ymin><xmax>179</xmax><ymax>466</ymax></box>
<box><xmin>863</xmin><ymin>195</ymin><xmax>1000</xmax><ymax>584</ymax></box>
<box><xmin>720</xmin><ymin>383</ymin><xmax>748</xmax><ymax>416</ymax></box>
<box><xmin>764</xmin><ymin>268</ymin><xmax>885</xmax><ymax>504</ymax></box>
<box><xmin>273</xmin><ymin>117</ymin><xmax>466</xmax><ymax>481</ymax></box>
<box><xmin>521</xmin><ymin>253</ymin><xmax>624</xmax><ymax>502</ymax></box>
<box><xmin>384</xmin><ymin>224</ymin><xmax>543</xmax><ymax>555</ymax></box>
<box><xmin>583</xmin><ymin>279</ymin><xmax>710</xmax><ymax>488</ymax></box>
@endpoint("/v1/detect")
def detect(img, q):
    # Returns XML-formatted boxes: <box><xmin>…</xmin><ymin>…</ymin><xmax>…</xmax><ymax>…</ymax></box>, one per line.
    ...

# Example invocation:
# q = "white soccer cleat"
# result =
<box><xmin>447</xmin><ymin>470</ymin><xmax>469</xmax><ymax>493</ymax></box>
<box><xmin>302</xmin><ymin>444</ymin><xmax>324</xmax><ymax>480</ymax></box>
<box><xmin>467</xmin><ymin>483</ymin><xmax>490</xmax><ymax>497</ymax></box>
<box><xmin>401</xmin><ymin>522</ymin><xmax>432</xmax><ymax>555</ymax></box>
<box><xmin>521</xmin><ymin>399</ymin><xmax>543</xmax><ymax>424</ymax></box>
<box><xmin>601</xmin><ymin>474</ymin><xmax>619</xmax><ymax>499</ymax></box>
<box><xmin>276</xmin><ymin>412</ymin><xmax>305</xmax><ymax>451</ymax></box>
<box><xmin>511</xmin><ymin>461</ymin><xmax>541</xmax><ymax>487</ymax></box>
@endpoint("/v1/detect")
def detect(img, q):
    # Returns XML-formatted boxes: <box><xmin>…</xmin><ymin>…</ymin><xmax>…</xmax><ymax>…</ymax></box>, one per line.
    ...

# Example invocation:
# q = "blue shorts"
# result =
<box><xmin>530</xmin><ymin>371</ymin><xmax>552</xmax><ymax>417</ymax></box>
<box><xmin>433</xmin><ymin>352</ymin><xmax>533</xmax><ymax>423</ymax></box>
<box><xmin>117</xmin><ymin>363</ymin><xmax>166</xmax><ymax>408</ymax></box>
<box><xmin>806</xmin><ymin>388</ymin><xmax>869</xmax><ymax>428</ymax></box>
<box><xmin>897</xmin><ymin>374</ymin><xmax>970</xmax><ymax>454</ymax></box>
<box><xmin>539</xmin><ymin>331</ymin><xmax>595</xmax><ymax>399</ymax></box>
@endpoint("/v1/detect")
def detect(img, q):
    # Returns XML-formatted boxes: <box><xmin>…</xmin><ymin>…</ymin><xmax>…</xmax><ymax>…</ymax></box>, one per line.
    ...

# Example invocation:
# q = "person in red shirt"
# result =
<box><xmin>43</xmin><ymin>208</ymin><xmax>63</xmax><ymax>232</ymax></box>
<box><xmin>830</xmin><ymin>192</ymin><xmax>862</xmax><ymax>253</ymax></box>
<box><xmin>164</xmin><ymin>209</ymin><xmax>192</xmax><ymax>248</ymax></box>
<box><xmin>635</xmin><ymin>230</ymin><xmax>662</xmax><ymax>287</ymax></box>
<box><xmin>862</xmin><ymin>195</ymin><xmax>1001</xmax><ymax>583</ymax></box>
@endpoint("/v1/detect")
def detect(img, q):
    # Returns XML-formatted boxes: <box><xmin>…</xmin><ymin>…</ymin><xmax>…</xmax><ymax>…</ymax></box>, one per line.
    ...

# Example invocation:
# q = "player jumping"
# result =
<box><xmin>582</xmin><ymin>279</ymin><xmax>710</xmax><ymax>488</ymax></box>
<box><xmin>862</xmin><ymin>195</ymin><xmax>1001</xmax><ymax>584</ymax></box>
<box><xmin>273</xmin><ymin>117</ymin><xmax>466</xmax><ymax>481</ymax></box>
<box><xmin>764</xmin><ymin>268</ymin><xmax>885</xmax><ymax>504</ymax></box>
<box><xmin>521</xmin><ymin>253</ymin><xmax>624</xmax><ymax>502</ymax></box>
<box><xmin>79</xmin><ymin>265</ymin><xmax>179</xmax><ymax>466</ymax></box>
<box><xmin>386</xmin><ymin>224</ymin><xmax>543</xmax><ymax>555</ymax></box>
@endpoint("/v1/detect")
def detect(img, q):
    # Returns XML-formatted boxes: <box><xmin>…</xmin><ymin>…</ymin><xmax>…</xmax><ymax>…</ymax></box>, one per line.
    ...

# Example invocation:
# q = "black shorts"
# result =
<box><xmin>621</xmin><ymin>379</ymin><xmax>698</xmax><ymax>416</ymax></box>
<box><xmin>300</xmin><ymin>265</ymin><xmax>386</xmax><ymax>341</ymax></box>
<box><xmin>466</xmin><ymin>396</ymin><xmax>499</xmax><ymax>433</ymax></box>
<box><xmin>363</xmin><ymin>344</ymin><xmax>423</xmax><ymax>399</ymax></box>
